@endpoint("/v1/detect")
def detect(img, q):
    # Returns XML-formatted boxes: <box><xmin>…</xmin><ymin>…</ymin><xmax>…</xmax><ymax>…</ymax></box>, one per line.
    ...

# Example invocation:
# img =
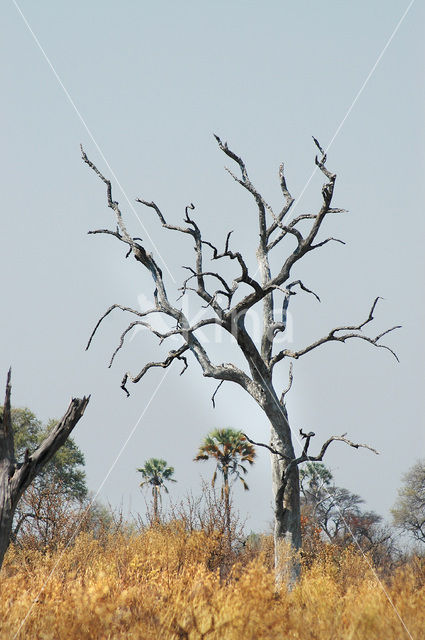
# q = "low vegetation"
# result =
<box><xmin>1</xmin><ymin>514</ymin><xmax>424</xmax><ymax>639</ymax></box>
<box><xmin>2</xmin><ymin>402</ymin><xmax>424</xmax><ymax>638</ymax></box>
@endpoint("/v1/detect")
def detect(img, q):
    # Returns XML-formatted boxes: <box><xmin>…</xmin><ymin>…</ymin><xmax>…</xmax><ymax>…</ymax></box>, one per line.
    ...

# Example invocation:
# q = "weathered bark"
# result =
<box><xmin>0</xmin><ymin>369</ymin><xmax>90</xmax><ymax>568</ymax></box>
<box><xmin>251</xmin><ymin>384</ymin><xmax>301</xmax><ymax>584</ymax></box>
<box><xmin>270</xmin><ymin>410</ymin><xmax>301</xmax><ymax>585</ymax></box>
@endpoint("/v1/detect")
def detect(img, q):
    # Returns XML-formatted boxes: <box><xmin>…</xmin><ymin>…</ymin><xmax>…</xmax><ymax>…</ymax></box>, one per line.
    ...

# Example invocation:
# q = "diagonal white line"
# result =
<box><xmin>326</xmin><ymin>0</ymin><xmax>416</xmax><ymax>154</ymax></box>
<box><xmin>12</xmin><ymin>367</ymin><xmax>173</xmax><ymax>639</ymax></box>
<box><xmin>286</xmin><ymin>0</ymin><xmax>416</xmax><ymax>224</ymax></box>
<box><xmin>11</xmin><ymin>0</ymin><xmax>177</xmax><ymax>283</ymax></box>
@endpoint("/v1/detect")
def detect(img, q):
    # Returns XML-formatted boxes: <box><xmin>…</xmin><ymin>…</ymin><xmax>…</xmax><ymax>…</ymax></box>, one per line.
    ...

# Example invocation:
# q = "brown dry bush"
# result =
<box><xmin>1</xmin><ymin>522</ymin><xmax>425</xmax><ymax>640</ymax></box>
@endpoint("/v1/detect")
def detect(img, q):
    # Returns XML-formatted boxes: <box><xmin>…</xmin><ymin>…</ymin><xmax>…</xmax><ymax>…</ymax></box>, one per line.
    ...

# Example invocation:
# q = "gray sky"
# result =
<box><xmin>1</xmin><ymin>0</ymin><xmax>424</xmax><ymax>533</ymax></box>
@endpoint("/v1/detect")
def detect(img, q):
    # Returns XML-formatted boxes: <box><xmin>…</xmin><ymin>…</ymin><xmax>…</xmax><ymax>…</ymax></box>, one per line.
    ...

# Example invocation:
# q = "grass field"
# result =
<box><xmin>1</xmin><ymin>522</ymin><xmax>424</xmax><ymax>639</ymax></box>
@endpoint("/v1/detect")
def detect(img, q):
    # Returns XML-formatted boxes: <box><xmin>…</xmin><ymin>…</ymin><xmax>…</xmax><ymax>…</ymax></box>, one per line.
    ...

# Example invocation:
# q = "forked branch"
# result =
<box><xmin>271</xmin><ymin>297</ymin><xmax>401</xmax><ymax>368</ymax></box>
<box><xmin>298</xmin><ymin>430</ymin><xmax>379</xmax><ymax>462</ymax></box>
<box><xmin>245</xmin><ymin>427</ymin><xmax>379</xmax><ymax>515</ymax></box>
<box><xmin>235</xmin><ymin>428</ymin><xmax>379</xmax><ymax>468</ymax></box>
<box><xmin>120</xmin><ymin>344</ymin><xmax>190</xmax><ymax>397</ymax></box>
<box><xmin>214</xmin><ymin>134</ymin><xmax>271</xmax><ymax>243</ymax></box>
<box><xmin>202</xmin><ymin>232</ymin><xmax>263</xmax><ymax>296</ymax></box>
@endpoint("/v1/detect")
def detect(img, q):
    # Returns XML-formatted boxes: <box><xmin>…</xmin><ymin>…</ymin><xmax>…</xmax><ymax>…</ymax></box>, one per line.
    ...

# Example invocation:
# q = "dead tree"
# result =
<box><xmin>82</xmin><ymin>136</ymin><xmax>399</xmax><ymax>582</ymax></box>
<box><xmin>0</xmin><ymin>370</ymin><xmax>89</xmax><ymax>568</ymax></box>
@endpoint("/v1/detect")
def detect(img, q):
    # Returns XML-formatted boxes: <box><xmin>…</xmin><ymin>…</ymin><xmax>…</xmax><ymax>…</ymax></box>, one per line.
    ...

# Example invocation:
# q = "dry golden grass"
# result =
<box><xmin>1</xmin><ymin>523</ymin><xmax>424</xmax><ymax>639</ymax></box>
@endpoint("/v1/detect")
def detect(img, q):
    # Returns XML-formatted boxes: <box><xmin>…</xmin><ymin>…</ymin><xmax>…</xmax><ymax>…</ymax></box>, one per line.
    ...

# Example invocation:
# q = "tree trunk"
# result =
<box><xmin>264</xmin><ymin>395</ymin><xmax>301</xmax><ymax>585</ymax></box>
<box><xmin>0</xmin><ymin>370</ymin><xmax>89</xmax><ymax>569</ymax></box>
<box><xmin>0</xmin><ymin>468</ymin><xmax>14</xmax><ymax>568</ymax></box>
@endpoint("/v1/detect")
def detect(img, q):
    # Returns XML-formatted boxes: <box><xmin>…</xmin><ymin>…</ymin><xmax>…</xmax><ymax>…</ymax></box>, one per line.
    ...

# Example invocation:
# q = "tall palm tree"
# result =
<box><xmin>137</xmin><ymin>458</ymin><xmax>176</xmax><ymax>522</ymax></box>
<box><xmin>194</xmin><ymin>428</ymin><xmax>256</xmax><ymax>538</ymax></box>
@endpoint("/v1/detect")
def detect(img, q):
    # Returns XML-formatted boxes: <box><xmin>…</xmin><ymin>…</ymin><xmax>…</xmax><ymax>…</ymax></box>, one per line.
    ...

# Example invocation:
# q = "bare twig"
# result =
<box><xmin>308</xmin><ymin>237</ymin><xmax>346</xmax><ymax>251</ymax></box>
<box><xmin>313</xmin><ymin>136</ymin><xmax>336</xmax><ymax>182</ymax></box>
<box><xmin>211</xmin><ymin>380</ymin><xmax>224</xmax><ymax>408</ymax></box>
<box><xmin>280</xmin><ymin>362</ymin><xmax>294</xmax><ymax>403</ymax></box>
<box><xmin>286</xmin><ymin>279</ymin><xmax>321</xmax><ymax>302</ymax></box>
<box><xmin>86</xmin><ymin>304</ymin><xmax>159</xmax><ymax>351</ymax></box>
<box><xmin>136</xmin><ymin>199</ymin><xmax>193</xmax><ymax>236</ymax></box>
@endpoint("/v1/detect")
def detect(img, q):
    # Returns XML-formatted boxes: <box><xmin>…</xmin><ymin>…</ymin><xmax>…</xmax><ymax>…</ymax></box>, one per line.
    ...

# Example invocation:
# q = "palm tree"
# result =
<box><xmin>137</xmin><ymin>458</ymin><xmax>176</xmax><ymax>522</ymax></box>
<box><xmin>194</xmin><ymin>428</ymin><xmax>256</xmax><ymax>538</ymax></box>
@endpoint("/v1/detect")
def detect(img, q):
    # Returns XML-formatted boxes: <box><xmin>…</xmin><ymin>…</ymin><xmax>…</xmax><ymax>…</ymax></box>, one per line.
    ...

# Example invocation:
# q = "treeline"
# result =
<box><xmin>9</xmin><ymin>407</ymin><xmax>425</xmax><ymax>569</ymax></box>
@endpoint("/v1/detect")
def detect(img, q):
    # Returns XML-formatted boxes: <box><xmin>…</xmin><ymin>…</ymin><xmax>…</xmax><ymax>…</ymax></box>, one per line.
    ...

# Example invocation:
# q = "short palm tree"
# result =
<box><xmin>137</xmin><ymin>458</ymin><xmax>176</xmax><ymax>522</ymax></box>
<box><xmin>194</xmin><ymin>428</ymin><xmax>256</xmax><ymax>537</ymax></box>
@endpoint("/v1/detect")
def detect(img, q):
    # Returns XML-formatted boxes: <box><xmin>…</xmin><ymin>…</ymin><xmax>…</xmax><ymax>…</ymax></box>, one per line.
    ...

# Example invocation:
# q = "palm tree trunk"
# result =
<box><xmin>153</xmin><ymin>488</ymin><xmax>159</xmax><ymax>523</ymax></box>
<box><xmin>223</xmin><ymin>470</ymin><xmax>231</xmax><ymax>544</ymax></box>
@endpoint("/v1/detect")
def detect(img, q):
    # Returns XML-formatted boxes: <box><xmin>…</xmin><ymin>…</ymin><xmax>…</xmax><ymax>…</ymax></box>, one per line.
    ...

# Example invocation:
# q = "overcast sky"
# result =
<box><xmin>1</xmin><ymin>0</ymin><xmax>424</xmax><ymax>533</ymax></box>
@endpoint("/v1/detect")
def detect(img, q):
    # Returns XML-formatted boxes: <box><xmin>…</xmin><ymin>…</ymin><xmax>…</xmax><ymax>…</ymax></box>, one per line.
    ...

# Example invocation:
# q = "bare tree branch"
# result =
<box><xmin>136</xmin><ymin>199</ymin><xmax>193</xmax><ymax>236</ymax></box>
<box><xmin>88</xmin><ymin>228</ymin><xmax>122</xmax><ymax>240</ymax></box>
<box><xmin>211</xmin><ymin>380</ymin><xmax>224</xmax><ymax>408</ymax></box>
<box><xmin>245</xmin><ymin>428</ymin><xmax>378</xmax><ymax>469</ymax></box>
<box><xmin>212</xmin><ymin>137</ymin><xmax>338</xmax><ymax>327</ymax></box>
<box><xmin>120</xmin><ymin>344</ymin><xmax>190</xmax><ymax>397</ymax></box>
<box><xmin>312</xmin><ymin>137</ymin><xmax>336</xmax><ymax>181</ymax></box>
<box><xmin>202</xmin><ymin>232</ymin><xmax>263</xmax><ymax>296</ymax></box>
<box><xmin>214</xmin><ymin>134</ymin><xmax>272</xmax><ymax>244</ymax></box>
<box><xmin>242</xmin><ymin>433</ymin><xmax>291</xmax><ymax>461</ymax></box>
<box><xmin>271</xmin><ymin>297</ymin><xmax>401</xmax><ymax>368</ymax></box>
<box><xmin>136</xmin><ymin>199</ymin><xmax>227</xmax><ymax>318</ymax></box>
<box><xmin>109</xmin><ymin>316</ymin><xmax>222</xmax><ymax>369</ymax></box>
<box><xmin>305</xmin><ymin>432</ymin><xmax>379</xmax><ymax>461</ymax></box>
<box><xmin>81</xmin><ymin>147</ymin><xmax>133</xmax><ymax>245</ymax></box>
<box><xmin>280</xmin><ymin>362</ymin><xmax>294</xmax><ymax>404</ymax></box>
<box><xmin>299</xmin><ymin>428</ymin><xmax>316</xmax><ymax>457</ymax></box>
<box><xmin>285</xmin><ymin>279</ymin><xmax>321</xmax><ymax>302</ymax></box>
<box><xmin>83</xmin><ymin>150</ymin><xmax>263</xmax><ymax>398</ymax></box>
<box><xmin>267</xmin><ymin>280</ymin><xmax>320</xmax><ymax>339</ymax></box>
<box><xmin>308</xmin><ymin>237</ymin><xmax>346</xmax><ymax>251</ymax></box>
<box><xmin>265</xmin><ymin>163</ymin><xmax>295</xmax><ymax>240</ymax></box>
<box><xmin>86</xmin><ymin>304</ymin><xmax>159</xmax><ymax>351</ymax></box>
<box><xmin>180</xmin><ymin>267</ymin><xmax>233</xmax><ymax>307</ymax></box>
